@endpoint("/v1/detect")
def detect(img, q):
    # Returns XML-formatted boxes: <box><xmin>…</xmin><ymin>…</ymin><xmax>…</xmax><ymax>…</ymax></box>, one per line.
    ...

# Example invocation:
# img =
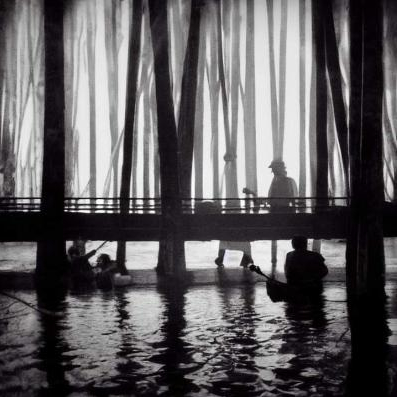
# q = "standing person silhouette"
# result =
<box><xmin>267</xmin><ymin>160</ymin><xmax>298</xmax><ymax>275</ymax></box>
<box><xmin>214</xmin><ymin>195</ymin><xmax>254</xmax><ymax>269</ymax></box>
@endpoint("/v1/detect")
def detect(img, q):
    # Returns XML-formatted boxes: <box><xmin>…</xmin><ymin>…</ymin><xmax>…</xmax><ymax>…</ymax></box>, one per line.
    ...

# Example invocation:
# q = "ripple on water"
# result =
<box><xmin>0</xmin><ymin>284</ymin><xmax>353</xmax><ymax>396</ymax></box>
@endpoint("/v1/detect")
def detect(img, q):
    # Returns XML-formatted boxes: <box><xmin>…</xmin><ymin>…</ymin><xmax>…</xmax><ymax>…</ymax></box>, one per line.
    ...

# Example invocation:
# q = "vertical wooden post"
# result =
<box><xmin>298</xmin><ymin>0</ymin><xmax>306</xmax><ymax>197</ymax></box>
<box><xmin>266</xmin><ymin>0</ymin><xmax>279</xmax><ymax>160</ymax></box>
<box><xmin>207</xmin><ymin>1</ymin><xmax>220</xmax><ymax>198</ymax></box>
<box><xmin>347</xmin><ymin>0</ymin><xmax>385</xmax><ymax>307</ymax></box>
<box><xmin>86</xmin><ymin>1</ymin><xmax>97</xmax><ymax>202</ymax></box>
<box><xmin>36</xmin><ymin>0</ymin><xmax>66</xmax><ymax>289</ymax></box>
<box><xmin>312</xmin><ymin>0</ymin><xmax>328</xmax><ymax>204</ymax></box>
<box><xmin>193</xmin><ymin>22</ymin><xmax>205</xmax><ymax>199</ymax></box>
<box><xmin>277</xmin><ymin>0</ymin><xmax>288</xmax><ymax>159</ymax></box>
<box><xmin>149</xmin><ymin>0</ymin><xmax>186</xmax><ymax>277</ymax></box>
<box><xmin>117</xmin><ymin>0</ymin><xmax>143</xmax><ymax>274</ymax></box>
<box><xmin>178</xmin><ymin>0</ymin><xmax>202</xmax><ymax>199</ymax></box>
<box><xmin>323</xmin><ymin>0</ymin><xmax>349</xmax><ymax>189</ymax></box>
<box><xmin>244</xmin><ymin>0</ymin><xmax>257</xmax><ymax>196</ymax></box>
<box><xmin>346</xmin><ymin>0</ymin><xmax>388</xmax><ymax>394</ymax></box>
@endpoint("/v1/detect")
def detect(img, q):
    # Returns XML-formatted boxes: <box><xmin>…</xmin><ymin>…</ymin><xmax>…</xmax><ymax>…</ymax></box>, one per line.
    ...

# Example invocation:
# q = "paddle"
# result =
<box><xmin>248</xmin><ymin>264</ymin><xmax>287</xmax><ymax>286</ymax></box>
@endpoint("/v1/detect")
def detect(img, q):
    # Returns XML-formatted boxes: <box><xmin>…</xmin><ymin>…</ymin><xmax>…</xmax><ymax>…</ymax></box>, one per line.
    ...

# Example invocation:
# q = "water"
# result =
<box><xmin>0</xmin><ymin>283</ymin><xmax>352</xmax><ymax>396</ymax></box>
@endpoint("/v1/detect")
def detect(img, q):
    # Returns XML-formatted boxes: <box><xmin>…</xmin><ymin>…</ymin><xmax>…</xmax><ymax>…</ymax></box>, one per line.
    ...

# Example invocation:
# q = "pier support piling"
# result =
<box><xmin>35</xmin><ymin>0</ymin><xmax>67</xmax><ymax>291</ymax></box>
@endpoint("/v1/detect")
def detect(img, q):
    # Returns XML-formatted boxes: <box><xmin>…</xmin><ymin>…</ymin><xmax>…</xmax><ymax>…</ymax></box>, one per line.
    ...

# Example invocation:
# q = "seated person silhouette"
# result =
<box><xmin>68</xmin><ymin>245</ymin><xmax>96</xmax><ymax>286</ymax></box>
<box><xmin>284</xmin><ymin>236</ymin><xmax>328</xmax><ymax>288</ymax></box>
<box><xmin>95</xmin><ymin>253</ymin><xmax>117</xmax><ymax>290</ymax></box>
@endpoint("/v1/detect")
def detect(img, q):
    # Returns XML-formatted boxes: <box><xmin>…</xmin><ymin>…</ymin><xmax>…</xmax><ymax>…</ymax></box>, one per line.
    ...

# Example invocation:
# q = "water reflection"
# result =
<box><xmin>36</xmin><ymin>291</ymin><xmax>71</xmax><ymax>396</ymax></box>
<box><xmin>151</xmin><ymin>285</ymin><xmax>199</xmax><ymax>396</ymax></box>
<box><xmin>209</xmin><ymin>285</ymin><xmax>261</xmax><ymax>396</ymax></box>
<box><xmin>274</xmin><ymin>295</ymin><xmax>330</xmax><ymax>395</ymax></box>
<box><xmin>284</xmin><ymin>294</ymin><xmax>327</xmax><ymax>329</ymax></box>
<box><xmin>0</xmin><ymin>284</ymin><xmax>360</xmax><ymax>396</ymax></box>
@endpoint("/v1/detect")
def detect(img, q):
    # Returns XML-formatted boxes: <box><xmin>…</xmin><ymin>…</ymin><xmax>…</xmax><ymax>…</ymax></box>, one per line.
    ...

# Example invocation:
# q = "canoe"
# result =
<box><xmin>266</xmin><ymin>278</ymin><xmax>323</xmax><ymax>303</ymax></box>
<box><xmin>248</xmin><ymin>264</ymin><xmax>323</xmax><ymax>303</ymax></box>
<box><xmin>113</xmin><ymin>273</ymin><xmax>133</xmax><ymax>287</ymax></box>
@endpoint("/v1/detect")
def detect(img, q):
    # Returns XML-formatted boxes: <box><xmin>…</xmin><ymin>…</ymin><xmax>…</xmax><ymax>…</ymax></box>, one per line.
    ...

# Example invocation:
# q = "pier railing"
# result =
<box><xmin>0</xmin><ymin>196</ymin><xmax>349</xmax><ymax>214</ymax></box>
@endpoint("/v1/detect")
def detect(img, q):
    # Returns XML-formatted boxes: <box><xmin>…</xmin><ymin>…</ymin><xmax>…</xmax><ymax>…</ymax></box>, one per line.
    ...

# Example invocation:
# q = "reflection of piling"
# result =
<box><xmin>155</xmin><ymin>285</ymin><xmax>195</xmax><ymax>395</ymax></box>
<box><xmin>37</xmin><ymin>288</ymin><xmax>71</xmax><ymax>395</ymax></box>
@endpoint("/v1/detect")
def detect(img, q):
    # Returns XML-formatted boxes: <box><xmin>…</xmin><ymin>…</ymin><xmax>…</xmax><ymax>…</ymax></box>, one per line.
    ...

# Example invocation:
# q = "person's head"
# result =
<box><xmin>269</xmin><ymin>160</ymin><xmax>287</xmax><ymax>176</ymax></box>
<box><xmin>291</xmin><ymin>235</ymin><xmax>308</xmax><ymax>250</ymax></box>
<box><xmin>97</xmin><ymin>253</ymin><xmax>111</xmax><ymax>268</ymax></box>
<box><xmin>67</xmin><ymin>246</ymin><xmax>80</xmax><ymax>259</ymax></box>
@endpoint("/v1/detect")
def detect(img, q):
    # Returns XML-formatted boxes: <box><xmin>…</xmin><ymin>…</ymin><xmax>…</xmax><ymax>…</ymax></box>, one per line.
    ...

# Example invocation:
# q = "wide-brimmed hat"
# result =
<box><xmin>268</xmin><ymin>160</ymin><xmax>286</xmax><ymax>169</ymax></box>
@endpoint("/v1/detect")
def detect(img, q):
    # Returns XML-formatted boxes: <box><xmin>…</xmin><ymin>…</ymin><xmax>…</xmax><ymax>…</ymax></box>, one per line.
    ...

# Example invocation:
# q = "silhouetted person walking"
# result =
<box><xmin>268</xmin><ymin>160</ymin><xmax>298</xmax><ymax>274</ymax></box>
<box><xmin>215</xmin><ymin>242</ymin><xmax>254</xmax><ymax>269</ymax></box>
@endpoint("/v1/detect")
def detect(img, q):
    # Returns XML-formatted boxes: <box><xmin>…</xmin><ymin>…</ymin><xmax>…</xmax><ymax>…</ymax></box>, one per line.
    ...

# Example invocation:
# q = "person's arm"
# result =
<box><xmin>243</xmin><ymin>187</ymin><xmax>263</xmax><ymax>210</ymax></box>
<box><xmin>284</xmin><ymin>252</ymin><xmax>292</xmax><ymax>281</ymax></box>
<box><xmin>102</xmin><ymin>261</ymin><xmax>118</xmax><ymax>274</ymax></box>
<box><xmin>267</xmin><ymin>180</ymin><xmax>275</xmax><ymax>207</ymax></box>
<box><xmin>315</xmin><ymin>254</ymin><xmax>328</xmax><ymax>279</ymax></box>
<box><xmin>84</xmin><ymin>249</ymin><xmax>97</xmax><ymax>260</ymax></box>
<box><xmin>289</xmin><ymin>178</ymin><xmax>299</xmax><ymax>206</ymax></box>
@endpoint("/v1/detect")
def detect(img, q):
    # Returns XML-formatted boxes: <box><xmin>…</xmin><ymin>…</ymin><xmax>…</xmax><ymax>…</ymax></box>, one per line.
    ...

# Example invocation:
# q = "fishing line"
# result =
<box><xmin>0</xmin><ymin>291</ymin><xmax>62</xmax><ymax>317</ymax></box>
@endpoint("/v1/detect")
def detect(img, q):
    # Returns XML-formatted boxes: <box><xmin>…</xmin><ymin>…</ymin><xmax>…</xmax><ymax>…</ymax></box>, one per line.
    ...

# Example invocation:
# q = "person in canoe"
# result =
<box><xmin>284</xmin><ymin>235</ymin><xmax>328</xmax><ymax>288</ymax></box>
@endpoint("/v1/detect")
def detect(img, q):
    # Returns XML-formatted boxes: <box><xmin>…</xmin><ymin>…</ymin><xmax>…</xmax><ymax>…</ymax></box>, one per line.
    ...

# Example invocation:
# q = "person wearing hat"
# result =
<box><xmin>267</xmin><ymin>160</ymin><xmax>298</xmax><ymax>273</ymax></box>
<box><xmin>267</xmin><ymin>160</ymin><xmax>298</xmax><ymax>211</ymax></box>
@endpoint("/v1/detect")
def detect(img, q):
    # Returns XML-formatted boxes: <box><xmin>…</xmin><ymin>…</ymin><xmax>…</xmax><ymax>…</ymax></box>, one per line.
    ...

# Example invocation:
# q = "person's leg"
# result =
<box><xmin>271</xmin><ymin>240</ymin><xmax>277</xmax><ymax>276</ymax></box>
<box><xmin>239</xmin><ymin>253</ymin><xmax>254</xmax><ymax>267</ymax></box>
<box><xmin>239</xmin><ymin>242</ymin><xmax>254</xmax><ymax>267</ymax></box>
<box><xmin>215</xmin><ymin>249</ymin><xmax>225</xmax><ymax>267</ymax></box>
<box><xmin>312</xmin><ymin>239</ymin><xmax>321</xmax><ymax>253</ymax></box>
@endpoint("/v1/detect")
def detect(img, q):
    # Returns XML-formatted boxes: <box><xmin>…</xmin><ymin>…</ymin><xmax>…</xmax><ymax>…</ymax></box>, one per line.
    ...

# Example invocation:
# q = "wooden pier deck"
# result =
<box><xmin>1</xmin><ymin>198</ymin><xmax>397</xmax><ymax>242</ymax></box>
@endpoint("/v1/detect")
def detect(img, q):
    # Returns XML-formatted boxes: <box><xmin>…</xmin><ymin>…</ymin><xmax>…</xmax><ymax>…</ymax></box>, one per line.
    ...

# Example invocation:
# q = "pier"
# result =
<box><xmin>2</xmin><ymin>197</ymin><xmax>397</xmax><ymax>242</ymax></box>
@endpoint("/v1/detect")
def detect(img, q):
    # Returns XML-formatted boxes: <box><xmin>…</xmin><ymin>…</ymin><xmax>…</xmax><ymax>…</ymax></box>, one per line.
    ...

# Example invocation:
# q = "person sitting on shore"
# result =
<box><xmin>67</xmin><ymin>246</ymin><xmax>96</xmax><ymax>286</ymax></box>
<box><xmin>284</xmin><ymin>236</ymin><xmax>328</xmax><ymax>288</ymax></box>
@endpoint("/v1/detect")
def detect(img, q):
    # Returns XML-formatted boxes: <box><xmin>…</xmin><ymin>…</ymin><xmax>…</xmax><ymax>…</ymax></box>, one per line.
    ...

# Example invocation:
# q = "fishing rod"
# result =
<box><xmin>95</xmin><ymin>240</ymin><xmax>108</xmax><ymax>251</ymax></box>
